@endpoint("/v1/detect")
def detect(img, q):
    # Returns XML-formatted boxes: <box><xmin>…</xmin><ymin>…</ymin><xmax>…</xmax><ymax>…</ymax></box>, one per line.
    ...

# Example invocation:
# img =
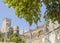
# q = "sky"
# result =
<box><xmin>0</xmin><ymin>0</ymin><xmax>46</xmax><ymax>34</ymax></box>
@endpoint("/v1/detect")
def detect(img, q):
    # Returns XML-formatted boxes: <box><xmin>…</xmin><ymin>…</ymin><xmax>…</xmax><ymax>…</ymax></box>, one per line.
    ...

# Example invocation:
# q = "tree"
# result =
<box><xmin>3</xmin><ymin>0</ymin><xmax>41</xmax><ymax>26</ymax></box>
<box><xmin>0</xmin><ymin>37</ymin><xmax>4</xmax><ymax>42</ymax></box>
<box><xmin>3</xmin><ymin>0</ymin><xmax>60</xmax><ymax>25</ymax></box>
<box><xmin>43</xmin><ymin>0</ymin><xmax>60</xmax><ymax>23</ymax></box>
<box><xmin>9</xmin><ymin>33</ymin><xmax>25</xmax><ymax>43</ymax></box>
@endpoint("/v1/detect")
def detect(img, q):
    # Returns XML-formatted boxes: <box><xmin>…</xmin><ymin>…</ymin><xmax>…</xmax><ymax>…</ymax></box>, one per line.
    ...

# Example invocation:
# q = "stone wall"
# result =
<box><xmin>24</xmin><ymin>26</ymin><xmax>60</xmax><ymax>43</ymax></box>
<box><xmin>25</xmin><ymin>38</ymin><xmax>43</xmax><ymax>43</ymax></box>
<box><xmin>43</xmin><ymin>26</ymin><xmax>60</xmax><ymax>43</ymax></box>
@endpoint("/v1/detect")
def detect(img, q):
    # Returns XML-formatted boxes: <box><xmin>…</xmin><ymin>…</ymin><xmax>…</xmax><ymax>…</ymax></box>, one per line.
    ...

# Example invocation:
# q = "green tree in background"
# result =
<box><xmin>9</xmin><ymin>33</ymin><xmax>25</xmax><ymax>43</ymax></box>
<box><xmin>3</xmin><ymin>0</ymin><xmax>60</xmax><ymax>25</ymax></box>
<box><xmin>0</xmin><ymin>37</ymin><xmax>4</xmax><ymax>42</ymax></box>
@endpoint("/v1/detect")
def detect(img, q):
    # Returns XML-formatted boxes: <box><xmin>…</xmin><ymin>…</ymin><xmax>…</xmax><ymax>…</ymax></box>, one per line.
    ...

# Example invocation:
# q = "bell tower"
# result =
<box><xmin>1</xmin><ymin>18</ymin><xmax>11</xmax><ymax>33</ymax></box>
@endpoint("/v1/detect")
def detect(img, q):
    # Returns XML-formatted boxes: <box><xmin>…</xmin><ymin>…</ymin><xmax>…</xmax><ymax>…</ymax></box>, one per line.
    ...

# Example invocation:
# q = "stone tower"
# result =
<box><xmin>13</xmin><ymin>26</ymin><xmax>19</xmax><ymax>34</ymax></box>
<box><xmin>1</xmin><ymin>18</ymin><xmax>11</xmax><ymax>41</ymax></box>
<box><xmin>1</xmin><ymin>18</ymin><xmax>11</xmax><ymax>33</ymax></box>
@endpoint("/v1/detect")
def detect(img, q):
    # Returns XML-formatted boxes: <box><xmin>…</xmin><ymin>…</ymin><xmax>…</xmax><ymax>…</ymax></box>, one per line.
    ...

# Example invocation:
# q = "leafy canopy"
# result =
<box><xmin>3</xmin><ymin>0</ymin><xmax>41</xmax><ymax>26</ymax></box>
<box><xmin>43</xmin><ymin>0</ymin><xmax>60</xmax><ymax>23</ymax></box>
<box><xmin>3</xmin><ymin>0</ymin><xmax>60</xmax><ymax>25</ymax></box>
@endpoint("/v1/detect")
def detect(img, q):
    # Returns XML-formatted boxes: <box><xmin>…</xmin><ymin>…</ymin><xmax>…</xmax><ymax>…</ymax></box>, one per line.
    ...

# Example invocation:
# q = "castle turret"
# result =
<box><xmin>13</xmin><ymin>26</ymin><xmax>19</xmax><ymax>34</ymax></box>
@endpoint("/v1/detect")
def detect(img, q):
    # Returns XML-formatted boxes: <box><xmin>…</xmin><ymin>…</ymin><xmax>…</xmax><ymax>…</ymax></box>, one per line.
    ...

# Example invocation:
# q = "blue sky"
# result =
<box><xmin>0</xmin><ymin>0</ymin><xmax>46</xmax><ymax>34</ymax></box>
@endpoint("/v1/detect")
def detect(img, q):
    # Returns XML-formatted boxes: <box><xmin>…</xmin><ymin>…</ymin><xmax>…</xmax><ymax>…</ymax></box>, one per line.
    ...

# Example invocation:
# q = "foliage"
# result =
<box><xmin>9</xmin><ymin>33</ymin><xmax>25</xmax><ymax>43</ymax></box>
<box><xmin>3</xmin><ymin>0</ymin><xmax>60</xmax><ymax>25</ymax></box>
<box><xmin>43</xmin><ymin>0</ymin><xmax>60</xmax><ymax>23</ymax></box>
<box><xmin>0</xmin><ymin>37</ymin><xmax>4</xmax><ymax>42</ymax></box>
<box><xmin>3</xmin><ymin>0</ymin><xmax>41</xmax><ymax>25</ymax></box>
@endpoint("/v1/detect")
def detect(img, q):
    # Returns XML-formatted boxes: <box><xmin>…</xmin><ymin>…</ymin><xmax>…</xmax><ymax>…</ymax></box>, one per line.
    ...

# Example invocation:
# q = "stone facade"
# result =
<box><xmin>22</xmin><ymin>25</ymin><xmax>45</xmax><ymax>43</ymax></box>
<box><xmin>22</xmin><ymin>20</ymin><xmax>60</xmax><ymax>43</ymax></box>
